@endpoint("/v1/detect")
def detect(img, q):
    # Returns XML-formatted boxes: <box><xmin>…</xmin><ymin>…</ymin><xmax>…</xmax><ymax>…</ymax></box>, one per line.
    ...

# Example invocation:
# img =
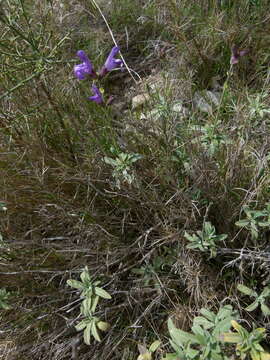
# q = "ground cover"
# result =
<box><xmin>1</xmin><ymin>0</ymin><xmax>270</xmax><ymax>359</ymax></box>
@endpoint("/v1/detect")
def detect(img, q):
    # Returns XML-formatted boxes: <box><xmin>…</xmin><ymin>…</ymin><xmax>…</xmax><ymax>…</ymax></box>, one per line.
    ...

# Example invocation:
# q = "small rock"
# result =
<box><xmin>172</xmin><ymin>101</ymin><xmax>189</xmax><ymax>116</ymax></box>
<box><xmin>132</xmin><ymin>93</ymin><xmax>150</xmax><ymax>109</ymax></box>
<box><xmin>193</xmin><ymin>90</ymin><xmax>221</xmax><ymax>114</ymax></box>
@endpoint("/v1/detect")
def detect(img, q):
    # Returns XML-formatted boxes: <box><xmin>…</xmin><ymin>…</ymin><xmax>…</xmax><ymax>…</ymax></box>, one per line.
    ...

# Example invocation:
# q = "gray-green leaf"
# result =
<box><xmin>95</xmin><ymin>287</ymin><xmax>112</xmax><ymax>299</ymax></box>
<box><xmin>245</xmin><ymin>300</ymin><xmax>259</xmax><ymax>312</ymax></box>
<box><xmin>66</xmin><ymin>279</ymin><xmax>84</xmax><ymax>290</ymax></box>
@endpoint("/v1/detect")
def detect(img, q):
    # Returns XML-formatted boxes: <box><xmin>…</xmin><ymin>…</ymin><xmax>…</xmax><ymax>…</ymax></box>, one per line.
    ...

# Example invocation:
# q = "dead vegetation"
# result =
<box><xmin>1</xmin><ymin>0</ymin><xmax>270</xmax><ymax>359</ymax></box>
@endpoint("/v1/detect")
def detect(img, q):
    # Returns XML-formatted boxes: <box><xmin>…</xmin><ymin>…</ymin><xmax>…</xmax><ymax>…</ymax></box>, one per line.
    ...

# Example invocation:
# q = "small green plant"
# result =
<box><xmin>237</xmin><ymin>284</ymin><xmax>270</xmax><ymax>316</ymax></box>
<box><xmin>137</xmin><ymin>340</ymin><xmax>161</xmax><ymax>360</ymax></box>
<box><xmin>67</xmin><ymin>266</ymin><xmax>111</xmax><ymax>300</ymax></box>
<box><xmin>104</xmin><ymin>148</ymin><xmax>142</xmax><ymax>188</ymax></box>
<box><xmin>67</xmin><ymin>266</ymin><xmax>111</xmax><ymax>344</ymax></box>
<box><xmin>191</xmin><ymin>123</ymin><xmax>230</xmax><ymax>156</ymax></box>
<box><xmin>184</xmin><ymin>221</ymin><xmax>228</xmax><ymax>258</ymax></box>
<box><xmin>132</xmin><ymin>262</ymin><xmax>160</xmax><ymax>287</ymax></box>
<box><xmin>75</xmin><ymin>295</ymin><xmax>110</xmax><ymax>344</ymax></box>
<box><xmin>248</xmin><ymin>93</ymin><xmax>270</xmax><ymax>121</ymax></box>
<box><xmin>132</xmin><ymin>250</ymin><xmax>175</xmax><ymax>287</ymax></box>
<box><xmin>220</xmin><ymin>320</ymin><xmax>270</xmax><ymax>360</ymax></box>
<box><xmin>165</xmin><ymin>305</ymin><xmax>237</xmax><ymax>360</ymax></box>
<box><xmin>235</xmin><ymin>204</ymin><xmax>270</xmax><ymax>241</ymax></box>
<box><xmin>0</xmin><ymin>288</ymin><xmax>11</xmax><ymax>310</ymax></box>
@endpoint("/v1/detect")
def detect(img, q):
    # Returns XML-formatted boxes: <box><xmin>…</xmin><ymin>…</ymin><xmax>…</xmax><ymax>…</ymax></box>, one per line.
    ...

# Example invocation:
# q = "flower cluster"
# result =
<box><xmin>74</xmin><ymin>46</ymin><xmax>124</xmax><ymax>105</ymax></box>
<box><xmin>230</xmin><ymin>45</ymin><xmax>248</xmax><ymax>65</ymax></box>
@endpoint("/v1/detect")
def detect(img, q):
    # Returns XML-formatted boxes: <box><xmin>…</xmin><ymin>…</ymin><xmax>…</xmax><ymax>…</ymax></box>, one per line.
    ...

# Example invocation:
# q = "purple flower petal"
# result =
<box><xmin>239</xmin><ymin>50</ymin><xmax>249</xmax><ymax>57</ymax></box>
<box><xmin>88</xmin><ymin>85</ymin><xmax>103</xmax><ymax>104</ymax></box>
<box><xmin>230</xmin><ymin>55</ymin><xmax>239</xmax><ymax>65</ymax></box>
<box><xmin>230</xmin><ymin>45</ymin><xmax>248</xmax><ymax>65</ymax></box>
<box><xmin>74</xmin><ymin>50</ymin><xmax>96</xmax><ymax>79</ymax></box>
<box><xmin>99</xmin><ymin>46</ymin><xmax>124</xmax><ymax>77</ymax></box>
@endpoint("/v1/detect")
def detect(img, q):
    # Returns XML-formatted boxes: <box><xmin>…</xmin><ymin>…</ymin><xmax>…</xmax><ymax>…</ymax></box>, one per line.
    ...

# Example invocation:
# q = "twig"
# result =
<box><xmin>90</xmin><ymin>0</ymin><xmax>141</xmax><ymax>83</ymax></box>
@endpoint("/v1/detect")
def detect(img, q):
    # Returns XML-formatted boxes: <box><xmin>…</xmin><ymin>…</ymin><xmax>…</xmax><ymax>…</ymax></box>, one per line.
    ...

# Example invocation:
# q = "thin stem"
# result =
<box><xmin>90</xmin><ymin>0</ymin><xmax>141</xmax><ymax>84</ymax></box>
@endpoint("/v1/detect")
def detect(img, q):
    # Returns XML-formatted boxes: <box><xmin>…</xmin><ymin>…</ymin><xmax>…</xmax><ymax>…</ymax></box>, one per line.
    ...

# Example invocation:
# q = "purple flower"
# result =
<box><xmin>230</xmin><ymin>45</ymin><xmax>248</xmax><ymax>65</ymax></box>
<box><xmin>74</xmin><ymin>50</ymin><xmax>97</xmax><ymax>80</ymax></box>
<box><xmin>99</xmin><ymin>46</ymin><xmax>124</xmax><ymax>77</ymax></box>
<box><xmin>88</xmin><ymin>85</ymin><xmax>103</xmax><ymax>104</ymax></box>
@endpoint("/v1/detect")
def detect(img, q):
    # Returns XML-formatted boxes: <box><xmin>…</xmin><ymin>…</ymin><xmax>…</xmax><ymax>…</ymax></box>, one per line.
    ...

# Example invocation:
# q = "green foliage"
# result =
<box><xmin>184</xmin><ymin>222</ymin><xmax>228</xmax><ymax>258</ymax></box>
<box><xmin>0</xmin><ymin>0</ymin><xmax>70</xmax><ymax>101</ymax></box>
<box><xmin>247</xmin><ymin>93</ymin><xmax>270</xmax><ymax>121</ymax></box>
<box><xmin>75</xmin><ymin>296</ymin><xmax>110</xmax><ymax>344</ymax></box>
<box><xmin>67</xmin><ymin>266</ymin><xmax>111</xmax><ymax>344</ymax></box>
<box><xmin>132</xmin><ymin>249</ymin><xmax>175</xmax><ymax>287</ymax></box>
<box><xmin>67</xmin><ymin>266</ymin><xmax>111</xmax><ymax>300</ymax></box>
<box><xmin>220</xmin><ymin>320</ymin><xmax>270</xmax><ymax>360</ymax></box>
<box><xmin>165</xmin><ymin>305</ymin><xmax>237</xmax><ymax>360</ymax></box>
<box><xmin>0</xmin><ymin>288</ymin><xmax>11</xmax><ymax>310</ymax></box>
<box><xmin>2</xmin><ymin>0</ymin><xmax>270</xmax><ymax>357</ymax></box>
<box><xmin>104</xmin><ymin>148</ymin><xmax>142</xmax><ymax>188</ymax></box>
<box><xmin>237</xmin><ymin>284</ymin><xmax>270</xmax><ymax>316</ymax></box>
<box><xmin>137</xmin><ymin>340</ymin><xmax>161</xmax><ymax>360</ymax></box>
<box><xmin>235</xmin><ymin>204</ymin><xmax>270</xmax><ymax>241</ymax></box>
<box><xmin>191</xmin><ymin>123</ymin><xmax>230</xmax><ymax>156</ymax></box>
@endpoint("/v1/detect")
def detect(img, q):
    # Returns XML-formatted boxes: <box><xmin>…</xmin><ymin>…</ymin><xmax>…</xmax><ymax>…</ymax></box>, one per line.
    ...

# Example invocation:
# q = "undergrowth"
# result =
<box><xmin>1</xmin><ymin>0</ymin><xmax>270</xmax><ymax>359</ymax></box>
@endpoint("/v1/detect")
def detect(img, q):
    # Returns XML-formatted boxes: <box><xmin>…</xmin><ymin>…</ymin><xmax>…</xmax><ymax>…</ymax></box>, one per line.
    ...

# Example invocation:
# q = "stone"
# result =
<box><xmin>132</xmin><ymin>93</ymin><xmax>150</xmax><ymax>109</ymax></box>
<box><xmin>193</xmin><ymin>90</ymin><xmax>221</xmax><ymax>114</ymax></box>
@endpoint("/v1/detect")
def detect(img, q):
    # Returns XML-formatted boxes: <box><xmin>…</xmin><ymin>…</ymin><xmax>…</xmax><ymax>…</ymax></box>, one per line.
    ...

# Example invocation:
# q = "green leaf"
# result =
<box><xmin>193</xmin><ymin>332</ymin><xmax>208</xmax><ymax>346</ymax></box>
<box><xmin>66</xmin><ymin>279</ymin><xmax>84</xmax><ymax>290</ymax></box>
<box><xmin>149</xmin><ymin>340</ymin><xmax>161</xmax><ymax>353</ymax></box>
<box><xmin>237</xmin><ymin>284</ymin><xmax>257</xmax><ymax>297</ymax></box>
<box><xmin>0</xmin><ymin>302</ymin><xmax>11</xmax><ymax>310</ymax></box>
<box><xmin>245</xmin><ymin>300</ymin><xmax>259</xmax><ymax>312</ymax></box>
<box><xmin>260</xmin><ymin>286</ymin><xmax>270</xmax><ymax>298</ymax></box>
<box><xmin>192</xmin><ymin>322</ymin><xmax>207</xmax><ymax>336</ymax></box>
<box><xmin>260</xmin><ymin>352</ymin><xmax>270</xmax><ymax>360</ymax></box>
<box><xmin>91</xmin><ymin>295</ymin><xmax>99</xmax><ymax>313</ymax></box>
<box><xmin>168</xmin><ymin>318</ymin><xmax>198</xmax><ymax>346</ymax></box>
<box><xmin>200</xmin><ymin>308</ymin><xmax>216</xmax><ymax>322</ymax></box>
<box><xmin>235</xmin><ymin>220</ymin><xmax>250</xmax><ymax>227</ymax></box>
<box><xmin>204</xmin><ymin>222</ymin><xmax>214</xmax><ymax>234</ymax></box>
<box><xmin>253</xmin><ymin>343</ymin><xmax>265</xmax><ymax>352</ymax></box>
<box><xmin>216</xmin><ymin>305</ymin><xmax>234</xmax><ymax>320</ymax></box>
<box><xmin>261</xmin><ymin>303</ymin><xmax>270</xmax><ymax>316</ymax></box>
<box><xmin>80</xmin><ymin>267</ymin><xmax>91</xmax><ymax>283</ymax></box>
<box><xmin>75</xmin><ymin>320</ymin><xmax>88</xmax><ymax>331</ymax></box>
<box><xmin>186</xmin><ymin>243</ymin><xmax>203</xmax><ymax>250</ymax></box>
<box><xmin>220</xmin><ymin>332</ymin><xmax>242</xmax><ymax>343</ymax></box>
<box><xmin>231</xmin><ymin>320</ymin><xmax>248</xmax><ymax>337</ymax></box>
<box><xmin>216</xmin><ymin>234</ymin><xmax>228</xmax><ymax>241</ymax></box>
<box><xmin>161</xmin><ymin>353</ymin><xmax>180</xmax><ymax>360</ymax></box>
<box><xmin>81</xmin><ymin>297</ymin><xmax>93</xmax><ymax>315</ymax></box>
<box><xmin>97</xmin><ymin>321</ymin><xmax>110</xmax><ymax>332</ymax></box>
<box><xmin>250</xmin><ymin>348</ymin><xmax>262</xmax><ymax>360</ymax></box>
<box><xmin>137</xmin><ymin>352</ymin><xmax>151</xmax><ymax>360</ymax></box>
<box><xmin>251</xmin><ymin>227</ymin><xmax>259</xmax><ymax>240</ymax></box>
<box><xmin>211</xmin><ymin>350</ymin><xmax>224</xmax><ymax>360</ymax></box>
<box><xmin>213</xmin><ymin>318</ymin><xmax>234</xmax><ymax>338</ymax></box>
<box><xmin>184</xmin><ymin>232</ymin><xmax>197</xmax><ymax>242</ymax></box>
<box><xmin>193</xmin><ymin>316</ymin><xmax>213</xmax><ymax>329</ymax></box>
<box><xmin>83</xmin><ymin>322</ymin><xmax>92</xmax><ymax>345</ymax></box>
<box><xmin>169</xmin><ymin>339</ymin><xmax>182</xmax><ymax>354</ymax></box>
<box><xmin>104</xmin><ymin>157</ymin><xmax>118</xmax><ymax>166</ymax></box>
<box><xmin>258</xmin><ymin>222</ymin><xmax>270</xmax><ymax>227</ymax></box>
<box><xmin>95</xmin><ymin>287</ymin><xmax>112</xmax><ymax>299</ymax></box>
<box><xmin>91</xmin><ymin>320</ymin><xmax>101</xmax><ymax>342</ymax></box>
<box><xmin>186</xmin><ymin>346</ymin><xmax>200</xmax><ymax>359</ymax></box>
<box><xmin>252</xmin><ymin>211</ymin><xmax>267</xmax><ymax>218</ymax></box>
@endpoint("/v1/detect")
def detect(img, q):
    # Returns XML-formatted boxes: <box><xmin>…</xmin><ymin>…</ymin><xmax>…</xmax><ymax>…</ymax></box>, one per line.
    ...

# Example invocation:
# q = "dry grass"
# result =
<box><xmin>1</xmin><ymin>0</ymin><xmax>270</xmax><ymax>359</ymax></box>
